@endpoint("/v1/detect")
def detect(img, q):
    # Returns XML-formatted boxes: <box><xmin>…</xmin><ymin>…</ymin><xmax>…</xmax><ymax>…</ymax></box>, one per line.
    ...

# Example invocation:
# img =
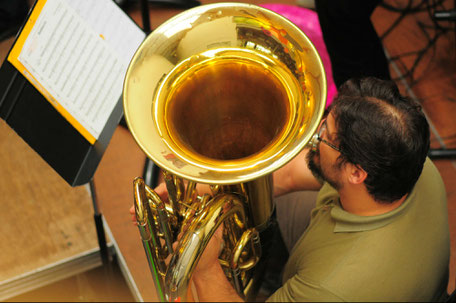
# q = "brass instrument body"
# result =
<box><xmin>134</xmin><ymin>175</ymin><xmax>263</xmax><ymax>301</ymax></box>
<box><xmin>124</xmin><ymin>3</ymin><xmax>327</xmax><ymax>302</ymax></box>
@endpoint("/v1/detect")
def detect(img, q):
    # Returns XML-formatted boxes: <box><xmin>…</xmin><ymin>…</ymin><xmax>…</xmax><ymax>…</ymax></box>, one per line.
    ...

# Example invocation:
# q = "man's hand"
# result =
<box><xmin>191</xmin><ymin>225</ymin><xmax>244</xmax><ymax>302</ymax></box>
<box><xmin>193</xmin><ymin>226</ymin><xmax>224</xmax><ymax>276</ymax></box>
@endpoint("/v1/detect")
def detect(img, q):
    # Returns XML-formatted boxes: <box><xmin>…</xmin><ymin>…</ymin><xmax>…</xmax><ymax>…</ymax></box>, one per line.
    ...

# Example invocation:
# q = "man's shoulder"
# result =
<box><xmin>407</xmin><ymin>157</ymin><xmax>447</xmax><ymax>222</ymax></box>
<box><xmin>415</xmin><ymin>157</ymin><xmax>446</xmax><ymax>196</ymax></box>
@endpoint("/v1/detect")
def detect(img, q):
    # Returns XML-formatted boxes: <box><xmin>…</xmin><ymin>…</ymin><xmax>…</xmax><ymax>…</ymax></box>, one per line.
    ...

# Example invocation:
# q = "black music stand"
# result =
<box><xmin>0</xmin><ymin>0</ymin><xmax>143</xmax><ymax>266</ymax></box>
<box><xmin>0</xmin><ymin>62</ymin><xmax>124</xmax><ymax>187</ymax></box>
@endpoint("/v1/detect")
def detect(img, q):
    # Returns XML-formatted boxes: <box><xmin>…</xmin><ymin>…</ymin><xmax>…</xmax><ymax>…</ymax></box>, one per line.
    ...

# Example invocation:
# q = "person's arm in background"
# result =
<box><xmin>273</xmin><ymin>148</ymin><xmax>322</xmax><ymax>197</ymax></box>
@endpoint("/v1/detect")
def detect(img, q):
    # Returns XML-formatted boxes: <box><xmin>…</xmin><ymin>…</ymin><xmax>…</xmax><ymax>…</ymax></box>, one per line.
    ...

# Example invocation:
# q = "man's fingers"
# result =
<box><xmin>214</xmin><ymin>225</ymin><xmax>223</xmax><ymax>239</ymax></box>
<box><xmin>129</xmin><ymin>205</ymin><xmax>136</xmax><ymax>224</ymax></box>
<box><xmin>154</xmin><ymin>182</ymin><xmax>169</xmax><ymax>200</ymax></box>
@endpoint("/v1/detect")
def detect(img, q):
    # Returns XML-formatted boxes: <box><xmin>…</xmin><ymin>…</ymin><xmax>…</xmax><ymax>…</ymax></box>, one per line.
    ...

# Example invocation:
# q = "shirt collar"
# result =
<box><xmin>322</xmin><ymin>185</ymin><xmax>415</xmax><ymax>233</ymax></box>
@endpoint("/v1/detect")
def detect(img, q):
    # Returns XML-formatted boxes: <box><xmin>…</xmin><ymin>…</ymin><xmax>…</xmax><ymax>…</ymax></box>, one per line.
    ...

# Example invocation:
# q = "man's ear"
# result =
<box><xmin>347</xmin><ymin>164</ymin><xmax>367</xmax><ymax>185</ymax></box>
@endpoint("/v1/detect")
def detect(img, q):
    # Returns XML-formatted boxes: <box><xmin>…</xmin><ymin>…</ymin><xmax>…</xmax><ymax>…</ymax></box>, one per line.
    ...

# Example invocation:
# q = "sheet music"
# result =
<box><xmin>14</xmin><ymin>0</ymin><xmax>145</xmax><ymax>142</ymax></box>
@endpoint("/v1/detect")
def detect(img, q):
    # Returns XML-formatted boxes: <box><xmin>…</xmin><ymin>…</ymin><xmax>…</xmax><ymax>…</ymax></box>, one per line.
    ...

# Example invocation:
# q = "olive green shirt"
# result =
<box><xmin>268</xmin><ymin>158</ymin><xmax>450</xmax><ymax>302</ymax></box>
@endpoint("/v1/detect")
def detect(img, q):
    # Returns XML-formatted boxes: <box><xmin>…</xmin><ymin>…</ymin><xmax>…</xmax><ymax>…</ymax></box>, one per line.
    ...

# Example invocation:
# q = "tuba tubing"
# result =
<box><xmin>164</xmin><ymin>193</ymin><xmax>256</xmax><ymax>301</ymax></box>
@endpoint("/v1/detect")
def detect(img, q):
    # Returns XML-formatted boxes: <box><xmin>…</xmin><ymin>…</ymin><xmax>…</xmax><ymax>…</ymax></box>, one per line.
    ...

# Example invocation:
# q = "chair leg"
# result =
<box><xmin>446</xmin><ymin>288</ymin><xmax>456</xmax><ymax>303</ymax></box>
<box><xmin>428</xmin><ymin>149</ymin><xmax>456</xmax><ymax>159</ymax></box>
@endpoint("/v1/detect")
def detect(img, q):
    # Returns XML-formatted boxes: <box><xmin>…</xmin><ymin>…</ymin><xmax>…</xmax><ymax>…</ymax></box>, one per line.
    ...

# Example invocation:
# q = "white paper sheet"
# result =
<box><xmin>17</xmin><ymin>0</ymin><xmax>145</xmax><ymax>140</ymax></box>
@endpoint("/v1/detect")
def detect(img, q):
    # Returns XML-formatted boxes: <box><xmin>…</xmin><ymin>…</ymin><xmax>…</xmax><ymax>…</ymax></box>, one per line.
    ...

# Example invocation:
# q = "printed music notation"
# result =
<box><xmin>8</xmin><ymin>0</ymin><xmax>145</xmax><ymax>143</ymax></box>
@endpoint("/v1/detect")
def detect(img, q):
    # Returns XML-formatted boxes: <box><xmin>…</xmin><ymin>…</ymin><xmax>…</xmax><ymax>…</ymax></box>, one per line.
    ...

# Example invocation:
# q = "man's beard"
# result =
<box><xmin>306</xmin><ymin>149</ymin><xmax>343</xmax><ymax>190</ymax></box>
<box><xmin>306</xmin><ymin>148</ymin><xmax>324</xmax><ymax>181</ymax></box>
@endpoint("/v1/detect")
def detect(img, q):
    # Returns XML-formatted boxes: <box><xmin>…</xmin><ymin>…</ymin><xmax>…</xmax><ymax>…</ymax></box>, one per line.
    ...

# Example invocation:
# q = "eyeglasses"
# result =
<box><xmin>310</xmin><ymin>119</ymin><xmax>341</xmax><ymax>152</ymax></box>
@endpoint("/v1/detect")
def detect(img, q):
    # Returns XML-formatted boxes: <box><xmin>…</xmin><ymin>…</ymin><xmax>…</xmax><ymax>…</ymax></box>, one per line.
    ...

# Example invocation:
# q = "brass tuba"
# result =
<box><xmin>123</xmin><ymin>3</ymin><xmax>327</xmax><ymax>302</ymax></box>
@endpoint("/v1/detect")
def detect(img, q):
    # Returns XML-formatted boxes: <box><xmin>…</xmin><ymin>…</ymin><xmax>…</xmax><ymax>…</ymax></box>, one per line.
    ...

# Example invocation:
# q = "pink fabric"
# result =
<box><xmin>261</xmin><ymin>4</ymin><xmax>336</xmax><ymax>108</ymax></box>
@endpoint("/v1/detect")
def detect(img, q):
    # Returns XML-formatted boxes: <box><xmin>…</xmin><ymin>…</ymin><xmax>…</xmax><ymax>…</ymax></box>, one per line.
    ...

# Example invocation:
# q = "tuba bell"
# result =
<box><xmin>123</xmin><ymin>3</ymin><xmax>327</xmax><ymax>302</ymax></box>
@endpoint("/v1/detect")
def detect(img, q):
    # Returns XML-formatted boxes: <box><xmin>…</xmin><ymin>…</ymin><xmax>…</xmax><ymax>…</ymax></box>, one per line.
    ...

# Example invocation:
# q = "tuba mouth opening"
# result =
<box><xmin>165</xmin><ymin>56</ymin><xmax>290</xmax><ymax>162</ymax></box>
<box><xmin>123</xmin><ymin>3</ymin><xmax>327</xmax><ymax>184</ymax></box>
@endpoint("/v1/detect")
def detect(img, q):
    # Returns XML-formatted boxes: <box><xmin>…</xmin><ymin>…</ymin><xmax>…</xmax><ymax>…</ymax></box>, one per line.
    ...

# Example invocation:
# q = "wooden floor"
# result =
<box><xmin>0</xmin><ymin>0</ymin><xmax>455</xmax><ymax>301</ymax></box>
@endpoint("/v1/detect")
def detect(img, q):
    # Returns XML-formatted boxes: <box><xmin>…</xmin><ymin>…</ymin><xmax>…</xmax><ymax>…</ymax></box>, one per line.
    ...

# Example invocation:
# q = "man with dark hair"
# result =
<box><xmin>189</xmin><ymin>77</ymin><xmax>450</xmax><ymax>302</ymax></box>
<box><xmin>322</xmin><ymin>77</ymin><xmax>430</xmax><ymax>202</ymax></box>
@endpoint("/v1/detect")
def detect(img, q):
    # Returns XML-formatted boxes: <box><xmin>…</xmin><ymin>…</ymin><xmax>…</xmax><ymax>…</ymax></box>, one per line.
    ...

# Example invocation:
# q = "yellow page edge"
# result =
<box><xmin>7</xmin><ymin>0</ymin><xmax>97</xmax><ymax>145</ymax></box>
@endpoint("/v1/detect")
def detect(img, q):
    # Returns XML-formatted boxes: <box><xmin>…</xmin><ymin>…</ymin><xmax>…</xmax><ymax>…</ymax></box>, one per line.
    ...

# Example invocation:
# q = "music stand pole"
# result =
<box><xmin>89</xmin><ymin>179</ymin><xmax>110</xmax><ymax>266</ymax></box>
<box><xmin>140</xmin><ymin>0</ymin><xmax>151</xmax><ymax>33</ymax></box>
